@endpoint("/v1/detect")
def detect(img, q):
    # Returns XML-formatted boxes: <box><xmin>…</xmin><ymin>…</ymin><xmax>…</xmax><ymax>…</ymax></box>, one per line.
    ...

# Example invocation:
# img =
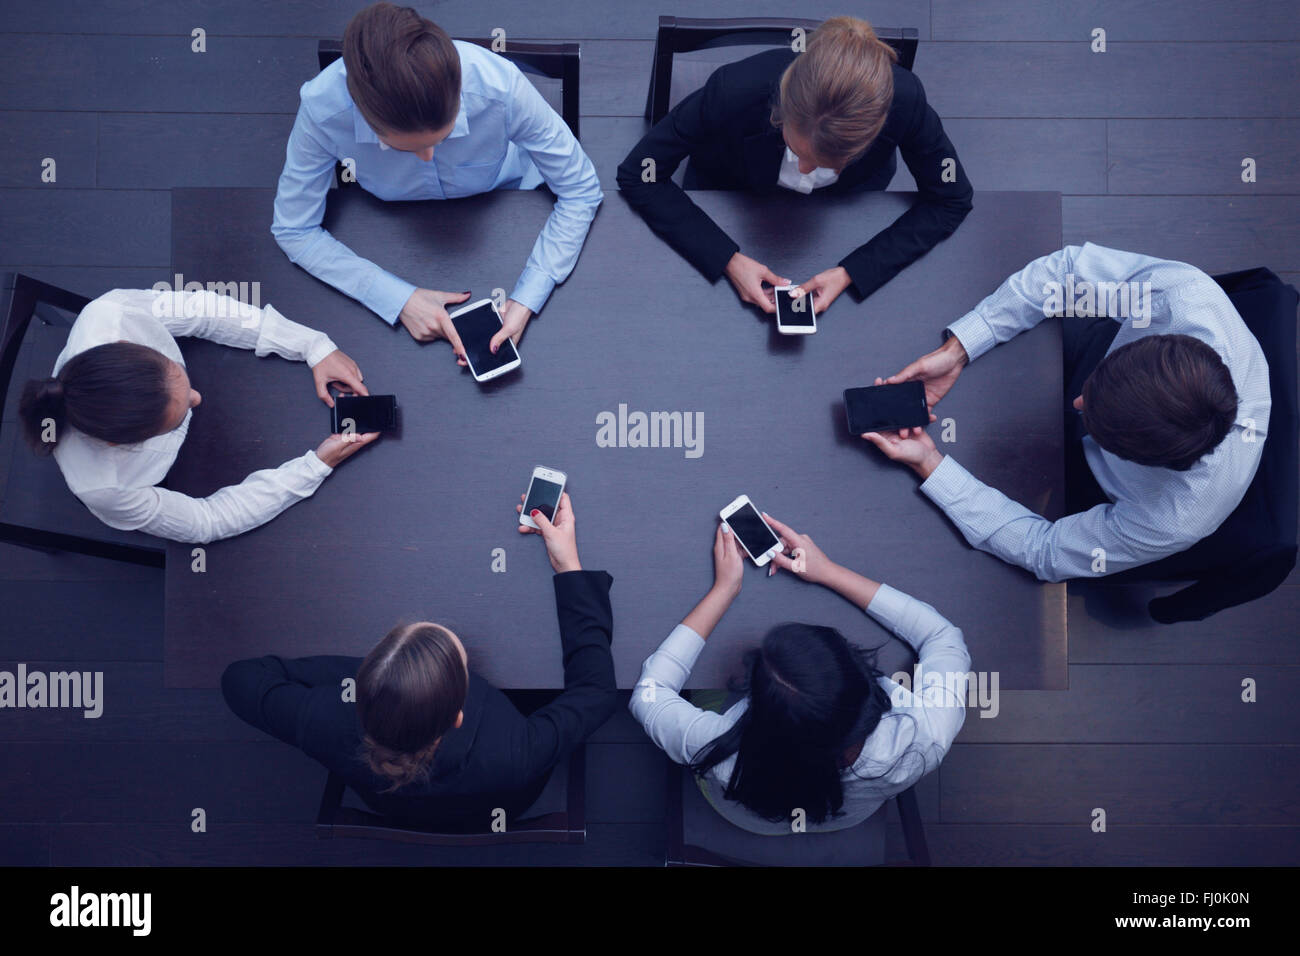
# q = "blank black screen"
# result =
<box><xmin>523</xmin><ymin>477</ymin><xmax>563</xmax><ymax>521</ymax></box>
<box><xmin>726</xmin><ymin>502</ymin><xmax>780</xmax><ymax>558</ymax></box>
<box><xmin>844</xmin><ymin>382</ymin><xmax>929</xmax><ymax>434</ymax></box>
<box><xmin>452</xmin><ymin>302</ymin><xmax>518</xmax><ymax>376</ymax></box>
<box><xmin>777</xmin><ymin>289</ymin><xmax>815</xmax><ymax>326</ymax></box>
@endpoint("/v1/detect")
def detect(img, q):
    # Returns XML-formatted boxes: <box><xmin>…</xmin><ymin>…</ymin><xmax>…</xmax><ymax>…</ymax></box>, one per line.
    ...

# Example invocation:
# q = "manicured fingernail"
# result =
<box><xmin>531</xmin><ymin>510</ymin><xmax>540</xmax><ymax>518</ymax></box>
<box><xmin>722</xmin><ymin>525</ymin><xmax>731</xmax><ymax>533</ymax></box>
<box><xmin>491</xmin><ymin>345</ymin><xmax>498</xmax><ymax>353</ymax></box>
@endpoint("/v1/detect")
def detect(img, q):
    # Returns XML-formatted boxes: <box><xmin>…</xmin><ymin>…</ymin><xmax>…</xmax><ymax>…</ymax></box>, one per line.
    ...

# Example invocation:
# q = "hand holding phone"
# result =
<box><xmin>517</xmin><ymin>489</ymin><xmax>580</xmax><ymax>573</ymax></box>
<box><xmin>775</xmin><ymin>285</ymin><xmax>817</xmax><ymax>335</ymax></box>
<box><xmin>761</xmin><ymin>513</ymin><xmax>833</xmax><ymax>582</ymax></box>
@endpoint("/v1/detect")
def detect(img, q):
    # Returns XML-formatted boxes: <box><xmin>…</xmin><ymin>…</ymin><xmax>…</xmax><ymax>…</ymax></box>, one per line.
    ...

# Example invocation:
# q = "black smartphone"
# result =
<box><xmin>330</xmin><ymin>395</ymin><xmax>397</xmax><ymax>433</ymax></box>
<box><xmin>449</xmin><ymin>299</ymin><xmax>521</xmax><ymax>382</ymax></box>
<box><xmin>844</xmin><ymin>382</ymin><xmax>929</xmax><ymax>435</ymax></box>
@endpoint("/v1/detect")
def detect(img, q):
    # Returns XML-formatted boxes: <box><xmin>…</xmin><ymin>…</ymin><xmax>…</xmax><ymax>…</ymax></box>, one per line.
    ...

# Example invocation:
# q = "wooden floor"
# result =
<box><xmin>1</xmin><ymin>0</ymin><xmax>1297</xmax><ymax>865</ymax></box>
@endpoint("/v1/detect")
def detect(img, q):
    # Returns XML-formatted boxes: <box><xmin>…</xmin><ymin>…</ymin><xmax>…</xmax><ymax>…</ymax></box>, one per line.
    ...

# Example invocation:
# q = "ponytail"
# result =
<box><xmin>18</xmin><ymin>342</ymin><xmax>172</xmax><ymax>454</ymax></box>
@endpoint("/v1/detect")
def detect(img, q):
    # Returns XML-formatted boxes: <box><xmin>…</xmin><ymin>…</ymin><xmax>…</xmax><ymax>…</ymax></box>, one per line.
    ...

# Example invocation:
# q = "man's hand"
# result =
<box><xmin>491</xmin><ymin>299</ymin><xmax>532</xmax><ymax>354</ymax></box>
<box><xmin>724</xmin><ymin>251</ymin><xmax>788</xmax><ymax>315</ymax></box>
<box><xmin>795</xmin><ymin>266</ymin><xmax>852</xmax><ymax>315</ymax></box>
<box><xmin>398</xmin><ymin>288</ymin><xmax>473</xmax><ymax>361</ymax></box>
<box><xmin>861</xmin><ymin>424</ymin><xmax>944</xmax><ymax>479</ymax></box>
<box><xmin>310</xmin><ymin>349</ymin><xmax>368</xmax><ymax>407</ymax></box>
<box><xmin>886</xmin><ymin>335</ymin><xmax>969</xmax><ymax>413</ymax></box>
<box><xmin>315</xmin><ymin>430</ymin><xmax>381</xmax><ymax>468</ymax></box>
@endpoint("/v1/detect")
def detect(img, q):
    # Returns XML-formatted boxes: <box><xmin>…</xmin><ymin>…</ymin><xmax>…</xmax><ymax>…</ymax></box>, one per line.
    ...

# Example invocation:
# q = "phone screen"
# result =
<box><xmin>844</xmin><ymin>383</ymin><xmax>929</xmax><ymax>434</ymax></box>
<box><xmin>726</xmin><ymin>502</ymin><xmax>781</xmax><ymax>559</ymax></box>
<box><xmin>523</xmin><ymin>477</ymin><xmax>563</xmax><ymax>522</ymax></box>
<box><xmin>777</xmin><ymin>288</ymin><xmax>815</xmax><ymax>327</ymax></box>
<box><xmin>332</xmin><ymin>395</ymin><xmax>396</xmax><ymax>433</ymax></box>
<box><xmin>452</xmin><ymin>302</ymin><xmax>519</xmax><ymax>377</ymax></box>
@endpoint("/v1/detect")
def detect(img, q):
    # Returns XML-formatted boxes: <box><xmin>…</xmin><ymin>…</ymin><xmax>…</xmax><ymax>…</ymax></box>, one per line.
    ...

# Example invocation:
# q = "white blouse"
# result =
<box><xmin>630</xmin><ymin>583</ymin><xmax>970</xmax><ymax>835</ymax></box>
<box><xmin>776</xmin><ymin>146</ymin><xmax>841</xmax><ymax>194</ymax></box>
<box><xmin>49</xmin><ymin>288</ymin><xmax>339</xmax><ymax>544</ymax></box>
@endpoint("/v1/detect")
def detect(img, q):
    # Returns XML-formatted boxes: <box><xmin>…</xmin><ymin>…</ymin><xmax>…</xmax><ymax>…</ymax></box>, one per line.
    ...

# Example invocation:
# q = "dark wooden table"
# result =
<box><xmin>164</xmin><ymin>186</ymin><xmax>1065</xmax><ymax>689</ymax></box>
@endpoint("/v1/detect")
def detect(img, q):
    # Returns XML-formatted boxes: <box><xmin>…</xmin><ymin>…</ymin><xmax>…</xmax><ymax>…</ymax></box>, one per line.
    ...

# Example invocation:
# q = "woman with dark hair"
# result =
<box><xmin>631</xmin><ymin>513</ymin><xmax>970</xmax><ymax>834</ymax></box>
<box><xmin>222</xmin><ymin>493</ymin><xmax>620</xmax><ymax>830</ymax></box>
<box><xmin>18</xmin><ymin>287</ymin><xmax>376</xmax><ymax>543</ymax></box>
<box><xmin>617</xmin><ymin>15</ymin><xmax>972</xmax><ymax>320</ymax></box>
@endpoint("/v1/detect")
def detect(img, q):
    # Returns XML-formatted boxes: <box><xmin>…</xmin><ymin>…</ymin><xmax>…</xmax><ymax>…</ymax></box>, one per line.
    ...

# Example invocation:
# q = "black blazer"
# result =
<box><xmin>221</xmin><ymin>570</ymin><xmax>618</xmax><ymax>830</ymax></box>
<box><xmin>616</xmin><ymin>49</ymin><xmax>974</xmax><ymax>299</ymax></box>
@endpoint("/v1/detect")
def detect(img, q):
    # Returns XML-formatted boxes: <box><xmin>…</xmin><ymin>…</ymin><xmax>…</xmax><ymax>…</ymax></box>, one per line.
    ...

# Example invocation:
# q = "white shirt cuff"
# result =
<box><xmin>946</xmin><ymin>310</ymin><xmax>997</xmax><ymax>362</ymax></box>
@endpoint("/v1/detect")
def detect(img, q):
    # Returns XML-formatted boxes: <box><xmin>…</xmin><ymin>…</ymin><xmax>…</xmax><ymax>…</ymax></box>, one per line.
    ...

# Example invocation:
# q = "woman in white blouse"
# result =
<box><xmin>18</xmin><ymin>287</ymin><xmax>377</xmax><ymax>544</ymax></box>
<box><xmin>631</xmin><ymin>513</ymin><xmax>971</xmax><ymax>835</ymax></box>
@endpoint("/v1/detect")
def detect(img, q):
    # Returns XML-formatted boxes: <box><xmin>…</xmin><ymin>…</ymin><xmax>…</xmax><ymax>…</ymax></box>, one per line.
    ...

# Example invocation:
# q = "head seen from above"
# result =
<box><xmin>343</xmin><ymin>2</ymin><xmax>461</xmax><ymax>160</ymax></box>
<box><xmin>18</xmin><ymin>342</ymin><xmax>199</xmax><ymax>454</ymax></box>
<box><xmin>1081</xmin><ymin>333</ymin><xmax>1239</xmax><ymax>471</ymax></box>
<box><xmin>771</xmin><ymin>16</ymin><xmax>898</xmax><ymax>175</ymax></box>
<box><xmin>689</xmin><ymin>622</ymin><xmax>893</xmax><ymax>826</ymax></box>
<box><xmin>357</xmin><ymin>621</ymin><xmax>469</xmax><ymax>791</ymax></box>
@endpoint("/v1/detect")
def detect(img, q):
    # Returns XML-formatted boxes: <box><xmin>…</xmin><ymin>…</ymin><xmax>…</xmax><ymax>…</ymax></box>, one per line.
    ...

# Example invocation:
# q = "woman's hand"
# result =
<box><xmin>762</xmin><ymin>513</ymin><xmax>835</xmax><ymax>584</ymax></box>
<box><xmin>724</xmin><ymin>252</ymin><xmax>788</xmax><ymax>315</ymax></box>
<box><xmin>517</xmin><ymin>491</ymin><xmax>581</xmax><ymax>573</ymax></box>
<box><xmin>310</xmin><ymin>349</ymin><xmax>369</xmax><ymax>407</ymax></box>
<box><xmin>315</xmin><ymin>430</ymin><xmax>381</xmax><ymax>468</ymax></box>
<box><xmin>712</xmin><ymin>521</ymin><xmax>744</xmax><ymax>597</ymax></box>
<box><xmin>398</xmin><ymin>288</ymin><xmax>473</xmax><ymax>363</ymax></box>
<box><xmin>794</xmin><ymin>266</ymin><xmax>852</xmax><ymax>315</ymax></box>
<box><xmin>490</xmin><ymin>299</ymin><xmax>532</xmax><ymax>354</ymax></box>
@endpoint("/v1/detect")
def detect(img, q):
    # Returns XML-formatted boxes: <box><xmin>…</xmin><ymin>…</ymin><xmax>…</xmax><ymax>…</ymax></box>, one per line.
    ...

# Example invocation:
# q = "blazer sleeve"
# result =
<box><xmin>220</xmin><ymin>655</ymin><xmax>364</xmax><ymax>768</ymax></box>
<box><xmin>512</xmin><ymin>570</ymin><xmax>619</xmax><ymax>786</ymax></box>
<box><xmin>838</xmin><ymin>72</ymin><xmax>974</xmax><ymax>299</ymax></box>
<box><xmin>615</xmin><ymin>71</ymin><xmax>742</xmax><ymax>282</ymax></box>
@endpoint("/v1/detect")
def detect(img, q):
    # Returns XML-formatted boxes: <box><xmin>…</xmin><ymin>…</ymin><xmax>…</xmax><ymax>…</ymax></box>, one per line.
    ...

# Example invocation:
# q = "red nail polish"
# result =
<box><xmin>530</xmin><ymin>510</ymin><xmax>540</xmax><ymax>518</ymax></box>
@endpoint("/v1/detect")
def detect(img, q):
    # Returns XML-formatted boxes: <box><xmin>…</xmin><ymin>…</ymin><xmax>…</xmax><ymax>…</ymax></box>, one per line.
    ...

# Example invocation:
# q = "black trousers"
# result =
<box><xmin>1063</xmin><ymin>316</ymin><xmax>1120</xmax><ymax>514</ymax></box>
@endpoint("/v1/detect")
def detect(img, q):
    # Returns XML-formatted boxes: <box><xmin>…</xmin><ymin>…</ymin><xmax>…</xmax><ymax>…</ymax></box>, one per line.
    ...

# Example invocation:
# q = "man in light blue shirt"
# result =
<box><xmin>272</xmin><ymin>4</ymin><xmax>601</xmax><ymax>359</ymax></box>
<box><xmin>860</xmin><ymin>243</ymin><xmax>1271</xmax><ymax>582</ymax></box>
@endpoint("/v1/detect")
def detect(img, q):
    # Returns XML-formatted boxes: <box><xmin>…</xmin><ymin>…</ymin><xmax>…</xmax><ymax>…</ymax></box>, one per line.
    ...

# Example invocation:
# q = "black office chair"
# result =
<box><xmin>315</xmin><ymin>748</ymin><xmax>586</xmax><ymax>846</ymax></box>
<box><xmin>1112</xmin><ymin>268</ymin><xmax>1298</xmax><ymax>623</ymax></box>
<box><xmin>317</xmin><ymin>37</ymin><xmax>581</xmax><ymax>141</ymax></box>
<box><xmin>645</xmin><ymin>16</ymin><xmax>919</xmax><ymax>125</ymax></box>
<box><xmin>0</xmin><ymin>273</ymin><xmax>165</xmax><ymax>567</ymax></box>
<box><xmin>666</xmin><ymin>763</ymin><xmax>930</xmax><ymax>866</ymax></box>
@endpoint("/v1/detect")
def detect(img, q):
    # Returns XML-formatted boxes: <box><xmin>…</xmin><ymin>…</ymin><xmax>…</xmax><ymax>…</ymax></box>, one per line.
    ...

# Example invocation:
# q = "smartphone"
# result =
<box><xmin>520</xmin><ymin>465</ymin><xmax>567</xmax><ymax>529</ymax></box>
<box><xmin>330</xmin><ymin>394</ymin><xmax>397</xmax><ymax>433</ymax></box>
<box><xmin>775</xmin><ymin>285</ymin><xmax>817</xmax><ymax>335</ymax></box>
<box><xmin>844</xmin><ymin>382</ymin><xmax>930</xmax><ymax>435</ymax></box>
<box><xmin>449</xmin><ymin>298</ymin><xmax>521</xmax><ymax>382</ymax></box>
<box><xmin>719</xmin><ymin>495</ymin><xmax>784</xmax><ymax>567</ymax></box>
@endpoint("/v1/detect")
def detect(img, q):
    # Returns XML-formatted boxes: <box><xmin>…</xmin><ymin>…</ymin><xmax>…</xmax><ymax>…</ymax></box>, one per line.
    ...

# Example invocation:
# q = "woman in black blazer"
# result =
<box><xmin>221</xmin><ymin>492</ymin><xmax>618</xmax><ymax>831</ymax></box>
<box><xmin>617</xmin><ymin>16</ymin><xmax>973</xmax><ymax>318</ymax></box>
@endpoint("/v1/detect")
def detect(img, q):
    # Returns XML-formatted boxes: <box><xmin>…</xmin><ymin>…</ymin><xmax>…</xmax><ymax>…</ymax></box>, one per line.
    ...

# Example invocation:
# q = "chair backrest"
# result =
<box><xmin>0</xmin><ymin>273</ymin><xmax>164</xmax><ymax>566</ymax></box>
<box><xmin>645</xmin><ymin>16</ymin><xmax>919</xmax><ymax>125</ymax></box>
<box><xmin>317</xmin><ymin>37</ymin><xmax>581</xmax><ymax>140</ymax></box>
<box><xmin>315</xmin><ymin>747</ymin><xmax>586</xmax><ymax>846</ymax></box>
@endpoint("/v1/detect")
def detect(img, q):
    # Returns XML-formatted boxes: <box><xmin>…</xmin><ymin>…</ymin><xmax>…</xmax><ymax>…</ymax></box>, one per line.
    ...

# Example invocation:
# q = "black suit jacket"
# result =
<box><xmin>221</xmin><ymin>570</ymin><xmax>618</xmax><ymax>830</ymax></box>
<box><xmin>616</xmin><ymin>49</ymin><xmax>974</xmax><ymax>299</ymax></box>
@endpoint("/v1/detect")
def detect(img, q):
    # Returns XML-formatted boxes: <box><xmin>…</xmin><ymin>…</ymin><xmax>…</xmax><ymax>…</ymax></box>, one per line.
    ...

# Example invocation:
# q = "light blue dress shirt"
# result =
<box><xmin>630</xmin><ymin>584</ymin><xmax>969</xmax><ymax>835</ymax></box>
<box><xmin>271</xmin><ymin>40</ymin><xmax>602</xmax><ymax>323</ymax></box>
<box><xmin>923</xmin><ymin>242</ymin><xmax>1271</xmax><ymax>582</ymax></box>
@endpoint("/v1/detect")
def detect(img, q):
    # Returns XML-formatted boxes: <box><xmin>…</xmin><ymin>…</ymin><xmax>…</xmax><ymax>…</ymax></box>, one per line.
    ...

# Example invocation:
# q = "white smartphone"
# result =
<box><xmin>448</xmin><ymin>298</ymin><xmax>521</xmax><ymax>382</ymax></box>
<box><xmin>719</xmin><ymin>494</ymin><xmax>784</xmax><ymax>566</ymax></box>
<box><xmin>774</xmin><ymin>285</ymin><xmax>817</xmax><ymax>335</ymax></box>
<box><xmin>520</xmin><ymin>465</ymin><xmax>567</xmax><ymax>529</ymax></box>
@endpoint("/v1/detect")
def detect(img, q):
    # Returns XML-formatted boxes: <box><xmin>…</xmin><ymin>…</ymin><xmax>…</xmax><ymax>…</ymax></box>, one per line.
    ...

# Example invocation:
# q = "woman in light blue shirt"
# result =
<box><xmin>631</xmin><ymin>513</ymin><xmax>970</xmax><ymax>835</ymax></box>
<box><xmin>272</xmin><ymin>2</ymin><xmax>601</xmax><ymax>358</ymax></box>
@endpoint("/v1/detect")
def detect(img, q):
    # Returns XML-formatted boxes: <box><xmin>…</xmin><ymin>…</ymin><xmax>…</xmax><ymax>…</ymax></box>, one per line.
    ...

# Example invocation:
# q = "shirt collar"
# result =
<box><xmin>352</xmin><ymin>94</ymin><xmax>470</xmax><ymax>149</ymax></box>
